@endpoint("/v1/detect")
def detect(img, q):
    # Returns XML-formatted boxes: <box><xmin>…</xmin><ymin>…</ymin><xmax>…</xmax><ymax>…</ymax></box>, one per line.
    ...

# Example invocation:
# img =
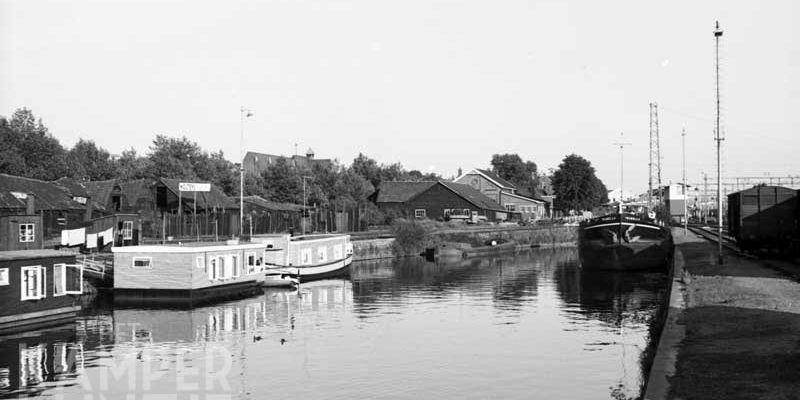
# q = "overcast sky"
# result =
<box><xmin>1</xmin><ymin>0</ymin><xmax>797</xmax><ymax>192</ymax></box>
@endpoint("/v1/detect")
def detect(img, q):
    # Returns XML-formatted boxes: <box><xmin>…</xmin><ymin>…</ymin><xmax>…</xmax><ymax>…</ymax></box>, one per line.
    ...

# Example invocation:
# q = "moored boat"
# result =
<box><xmin>578</xmin><ymin>213</ymin><xmax>673</xmax><ymax>271</ymax></box>
<box><xmin>252</xmin><ymin>233</ymin><xmax>353</xmax><ymax>283</ymax></box>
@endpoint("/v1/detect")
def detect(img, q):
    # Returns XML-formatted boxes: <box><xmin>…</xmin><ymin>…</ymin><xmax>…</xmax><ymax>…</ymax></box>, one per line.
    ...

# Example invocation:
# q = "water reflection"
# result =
<box><xmin>0</xmin><ymin>248</ymin><xmax>668</xmax><ymax>400</ymax></box>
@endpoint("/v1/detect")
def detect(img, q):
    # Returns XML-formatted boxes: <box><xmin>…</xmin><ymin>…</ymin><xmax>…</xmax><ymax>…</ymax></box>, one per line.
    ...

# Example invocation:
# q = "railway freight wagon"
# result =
<box><xmin>727</xmin><ymin>185</ymin><xmax>798</xmax><ymax>252</ymax></box>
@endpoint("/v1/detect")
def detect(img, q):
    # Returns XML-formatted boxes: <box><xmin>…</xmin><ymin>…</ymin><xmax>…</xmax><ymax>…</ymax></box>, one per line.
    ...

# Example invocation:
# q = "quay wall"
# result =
<box><xmin>352</xmin><ymin>225</ymin><xmax>578</xmax><ymax>261</ymax></box>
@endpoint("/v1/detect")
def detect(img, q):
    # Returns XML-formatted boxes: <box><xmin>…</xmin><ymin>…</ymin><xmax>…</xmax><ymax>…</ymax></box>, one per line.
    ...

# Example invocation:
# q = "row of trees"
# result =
<box><xmin>1</xmin><ymin>108</ymin><xmax>609</xmax><ymax>214</ymax></box>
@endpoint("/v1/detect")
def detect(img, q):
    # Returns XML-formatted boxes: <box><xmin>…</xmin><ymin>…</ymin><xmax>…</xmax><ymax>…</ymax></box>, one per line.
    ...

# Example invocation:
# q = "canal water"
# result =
<box><xmin>0</xmin><ymin>248</ymin><xmax>668</xmax><ymax>400</ymax></box>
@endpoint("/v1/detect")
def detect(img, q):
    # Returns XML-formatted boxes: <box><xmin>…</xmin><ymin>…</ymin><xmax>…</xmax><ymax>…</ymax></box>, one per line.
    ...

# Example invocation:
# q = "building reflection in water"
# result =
<box><xmin>0</xmin><ymin>311</ymin><xmax>114</xmax><ymax>398</ymax></box>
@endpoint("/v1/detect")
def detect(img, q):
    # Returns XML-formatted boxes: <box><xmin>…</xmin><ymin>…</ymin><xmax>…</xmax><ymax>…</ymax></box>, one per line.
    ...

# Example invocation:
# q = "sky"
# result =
<box><xmin>1</xmin><ymin>0</ymin><xmax>798</xmax><ymax>193</ymax></box>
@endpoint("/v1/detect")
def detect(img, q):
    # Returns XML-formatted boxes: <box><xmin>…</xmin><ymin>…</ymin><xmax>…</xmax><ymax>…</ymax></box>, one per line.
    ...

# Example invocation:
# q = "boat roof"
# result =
<box><xmin>112</xmin><ymin>241</ymin><xmax>269</xmax><ymax>254</ymax></box>
<box><xmin>0</xmin><ymin>249</ymin><xmax>77</xmax><ymax>261</ymax></box>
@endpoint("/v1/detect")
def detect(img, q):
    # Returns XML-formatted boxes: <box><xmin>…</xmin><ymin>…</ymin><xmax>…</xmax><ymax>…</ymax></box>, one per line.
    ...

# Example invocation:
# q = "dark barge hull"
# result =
<box><xmin>578</xmin><ymin>213</ymin><xmax>674</xmax><ymax>271</ymax></box>
<box><xmin>113</xmin><ymin>281</ymin><xmax>262</xmax><ymax>308</ymax></box>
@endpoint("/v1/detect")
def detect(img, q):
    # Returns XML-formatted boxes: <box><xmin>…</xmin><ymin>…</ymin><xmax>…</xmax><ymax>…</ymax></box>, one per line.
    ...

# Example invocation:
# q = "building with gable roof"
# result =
<box><xmin>243</xmin><ymin>148</ymin><xmax>333</xmax><ymax>177</ymax></box>
<box><xmin>454</xmin><ymin>168</ymin><xmax>546</xmax><ymax>221</ymax></box>
<box><xmin>370</xmin><ymin>181</ymin><xmax>508</xmax><ymax>222</ymax></box>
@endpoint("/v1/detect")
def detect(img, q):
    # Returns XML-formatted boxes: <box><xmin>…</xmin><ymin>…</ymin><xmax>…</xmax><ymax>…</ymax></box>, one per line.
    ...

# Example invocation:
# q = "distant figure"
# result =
<box><xmin>253</xmin><ymin>335</ymin><xmax>263</xmax><ymax>342</ymax></box>
<box><xmin>289</xmin><ymin>227</ymin><xmax>295</xmax><ymax>237</ymax></box>
<box><xmin>280</xmin><ymin>338</ymin><xmax>287</xmax><ymax>345</ymax></box>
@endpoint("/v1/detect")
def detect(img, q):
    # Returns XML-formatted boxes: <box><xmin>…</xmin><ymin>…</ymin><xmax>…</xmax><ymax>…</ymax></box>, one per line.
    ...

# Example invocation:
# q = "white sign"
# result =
<box><xmin>0</xmin><ymin>268</ymin><xmax>8</xmax><ymax>286</ymax></box>
<box><xmin>178</xmin><ymin>182</ymin><xmax>211</xmax><ymax>192</ymax></box>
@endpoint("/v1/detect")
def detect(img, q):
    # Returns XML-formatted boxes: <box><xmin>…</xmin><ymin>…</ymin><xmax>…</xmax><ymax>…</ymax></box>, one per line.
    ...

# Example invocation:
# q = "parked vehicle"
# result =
<box><xmin>727</xmin><ymin>185</ymin><xmax>798</xmax><ymax>253</ymax></box>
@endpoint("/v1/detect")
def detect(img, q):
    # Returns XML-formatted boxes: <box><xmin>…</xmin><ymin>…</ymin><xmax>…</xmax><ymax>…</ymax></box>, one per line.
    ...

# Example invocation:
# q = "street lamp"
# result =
<box><xmin>302</xmin><ymin>175</ymin><xmax>312</xmax><ymax>235</ymax></box>
<box><xmin>240</xmin><ymin>106</ymin><xmax>253</xmax><ymax>239</ymax></box>
<box><xmin>714</xmin><ymin>21</ymin><xmax>724</xmax><ymax>264</ymax></box>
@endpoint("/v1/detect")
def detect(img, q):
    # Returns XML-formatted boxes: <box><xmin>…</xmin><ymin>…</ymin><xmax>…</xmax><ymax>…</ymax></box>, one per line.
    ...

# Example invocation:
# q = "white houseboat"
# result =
<box><xmin>252</xmin><ymin>234</ymin><xmax>353</xmax><ymax>282</ymax></box>
<box><xmin>111</xmin><ymin>241</ymin><xmax>275</xmax><ymax>306</ymax></box>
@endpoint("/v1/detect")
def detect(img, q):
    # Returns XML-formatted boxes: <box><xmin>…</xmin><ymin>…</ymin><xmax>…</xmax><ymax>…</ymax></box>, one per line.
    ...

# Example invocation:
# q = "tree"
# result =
<box><xmin>66</xmin><ymin>138</ymin><xmax>117</xmax><ymax>181</ymax></box>
<box><xmin>551</xmin><ymin>154</ymin><xmax>608</xmax><ymax>211</ymax></box>
<box><xmin>490</xmin><ymin>153</ymin><xmax>540</xmax><ymax>197</ymax></box>
<box><xmin>146</xmin><ymin>135</ymin><xmax>204</xmax><ymax>179</ymax></box>
<box><xmin>0</xmin><ymin>118</ymin><xmax>27</xmax><ymax>176</ymax></box>
<box><xmin>351</xmin><ymin>153</ymin><xmax>381</xmax><ymax>188</ymax></box>
<box><xmin>113</xmin><ymin>147</ymin><xmax>152</xmax><ymax>181</ymax></box>
<box><xmin>261</xmin><ymin>158</ymin><xmax>302</xmax><ymax>203</ymax></box>
<box><xmin>6</xmin><ymin>108</ymin><xmax>68</xmax><ymax>180</ymax></box>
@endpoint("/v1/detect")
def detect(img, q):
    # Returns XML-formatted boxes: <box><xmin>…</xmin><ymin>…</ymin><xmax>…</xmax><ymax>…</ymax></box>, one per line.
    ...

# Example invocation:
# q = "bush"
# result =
<box><xmin>390</xmin><ymin>218</ymin><xmax>432</xmax><ymax>256</ymax></box>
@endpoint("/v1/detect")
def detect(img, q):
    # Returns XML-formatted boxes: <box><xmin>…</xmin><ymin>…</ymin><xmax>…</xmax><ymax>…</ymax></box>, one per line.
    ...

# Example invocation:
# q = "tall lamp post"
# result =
<box><xmin>302</xmin><ymin>175</ymin><xmax>312</xmax><ymax>235</ymax></box>
<box><xmin>714</xmin><ymin>21</ymin><xmax>724</xmax><ymax>264</ymax></box>
<box><xmin>240</xmin><ymin>106</ymin><xmax>253</xmax><ymax>239</ymax></box>
<box><xmin>613</xmin><ymin>132</ymin><xmax>631</xmax><ymax>213</ymax></box>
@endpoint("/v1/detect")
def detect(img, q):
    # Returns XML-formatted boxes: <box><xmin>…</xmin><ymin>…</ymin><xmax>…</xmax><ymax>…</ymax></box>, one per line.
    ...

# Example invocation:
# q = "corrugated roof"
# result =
<box><xmin>439</xmin><ymin>181</ymin><xmax>506</xmax><ymax>212</ymax></box>
<box><xmin>159</xmin><ymin>178</ymin><xmax>238</xmax><ymax>209</ymax></box>
<box><xmin>374</xmin><ymin>181</ymin><xmax>437</xmax><ymax>203</ymax></box>
<box><xmin>0</xmin><ymin>174</ymin><xmax>86</xmax><ymax>211</ymax></box>
<box><xmin>52</xmin><ymin>177</ymin><xmax>90</xmax><ymax>198</ymax></box>
<box><xmin>243</xmin><ymin>195</ymin><xmax>306</xmax><ymax>211</ymax></box>
<box><xmin>476</xmin><ymin>168</ymin><xmax>515</xmax><ymax>189</ymax></box>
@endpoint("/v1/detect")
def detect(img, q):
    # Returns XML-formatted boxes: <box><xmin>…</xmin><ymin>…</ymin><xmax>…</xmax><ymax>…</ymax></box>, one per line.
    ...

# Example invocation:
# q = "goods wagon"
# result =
<box><xmin>727</xmin><ymin>185</ymin><xmax>798</xmax><ymax>252</ymax></box>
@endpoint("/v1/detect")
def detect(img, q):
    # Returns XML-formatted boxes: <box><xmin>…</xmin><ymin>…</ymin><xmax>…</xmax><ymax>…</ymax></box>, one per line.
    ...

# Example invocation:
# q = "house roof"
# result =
<box><xmin>373</xmin><ymin>181</ymin><xmax>437</xmax><ymax>203</ymax></box>
<box><xmin>475</xmin><ymin>169</ymin><xmax>515</xmax><ymax>189</ymax></box>
<box><xmin>119</xmin><ymin>179</ymin><xmax>152</xmax><ymax>206</ymax></box>
<box><xmin>243</xmin><ymin>195</ymin><xmax>306</xmax><ymax>211</ymax></box>
<box><xmin>439</xmin><ymin>181</ymin><xmax>506</xmax><ymax>212</ymax></box>
<box><xmin>83</xmin><ymin>180</ymin><xmax>118</xmax><ymax>205</ymax></box>
<box><xmin>501</xmin><ymin>191</ymin><xmax>545</xmax><ymax>204</ymax></box>
<box><xmin>0</xmin><ymin>173</ymin><xmax>86</xmax><ymax>211</ymax></box>
<box><xmin>158</xmin><ymin>178</ymin><xmax>238</xmax><ymax>209</ymax></box>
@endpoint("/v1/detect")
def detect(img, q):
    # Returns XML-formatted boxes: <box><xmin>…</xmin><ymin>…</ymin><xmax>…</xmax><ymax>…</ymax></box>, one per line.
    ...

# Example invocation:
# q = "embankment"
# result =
<box><xmin>353</xmin><ymin>224</ymin><xmax>578</xmax><ymax>261</ymax></box>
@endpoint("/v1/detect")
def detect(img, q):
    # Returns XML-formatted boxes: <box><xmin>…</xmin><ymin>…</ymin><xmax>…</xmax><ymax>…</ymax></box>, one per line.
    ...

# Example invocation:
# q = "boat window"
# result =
<box><xmin>209</xmin><ymin>257</ymin><xmax>218</xmax><ymax>280</ymax></box>
<box><xmin>196</xmin><ymin>256</ymin><xmax>205</xmax><ymax>269</ymax></box>
<box><xmin>301</xmin><ymin>248</ymin><xmax>312</xmax><ymax>265</ymax></box>
<box><xmin>20</xmin><ymin>265</ymin><xmax>45</xmax><ymax>300</ymax></box>
<box><xmin>132</xmin><ymin>257</ymin><xmax>152</xmax><ymax>269</ymax></box>
<box><xmin>0</xmin><ymin>268</ymin><xmax>8</xmax><ymax>286</ymax></box>
<box><xmin>218</xmin><ymin>256</ymin><xmax>227</xmax><ymax>280</ymax></box>
<box><xmin>246</xmin><ymin>252</ymin><xmax>257</xmax><ymax>274</ymax></box>
<box><xmin>318</xmin><ymin>247</ymin><xmax>327</xmax><ymax>263</ymax></box>
<box><xmin>232</xmin><ymin>255</ymin><xmax>240</xmax><ymax>278</ymax></box>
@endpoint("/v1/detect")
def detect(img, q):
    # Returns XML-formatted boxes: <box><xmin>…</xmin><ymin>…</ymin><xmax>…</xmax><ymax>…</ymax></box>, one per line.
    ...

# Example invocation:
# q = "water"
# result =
<box><xmin>0</xmin><ymin>248</ymin><xmax>668</xmax><ymax>399</ymax></box>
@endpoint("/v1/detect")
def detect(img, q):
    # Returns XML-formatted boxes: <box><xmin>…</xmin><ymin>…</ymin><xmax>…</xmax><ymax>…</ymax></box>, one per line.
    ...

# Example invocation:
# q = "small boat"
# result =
<box><xmin>252</xmin><ymin>233</ymin><xmax>353</xmax><ymax>283</ymax></box>
<box><xmin>578</xmin><ymin>213</ymin><xmax>673</xmax><ymax>271</ymax></box>
<box><xmin>262</xmin><ymin>269</ymin><xmax>299</xmax><ymax>288</ymax></box>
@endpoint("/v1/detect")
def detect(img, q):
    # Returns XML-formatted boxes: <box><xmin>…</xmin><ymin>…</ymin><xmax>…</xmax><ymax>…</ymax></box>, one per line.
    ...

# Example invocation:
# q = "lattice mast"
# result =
<box><xmin>648</xmin><ymin>102</ymin><xmax>662</xmax><ymax>211</ymax></box>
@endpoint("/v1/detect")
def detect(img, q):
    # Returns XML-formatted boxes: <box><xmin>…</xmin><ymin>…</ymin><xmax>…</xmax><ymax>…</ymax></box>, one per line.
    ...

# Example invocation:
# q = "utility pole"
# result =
<box><xmin>649</xmin><ymin>102</ymin><xmax>662</xmax><ymax>214</ymax></box>
<box><xmin>714</xmin><ymin>21</ymin><xmax>724</xmax><ymax>265</ymax></box>
<box><xmin>240</xmin><ymin>107</ymin><xmax>253</xmax><ymax>239</ymax></box>
<box><xmin>682</xmin><ymin>128</ymin><xmax>687</xmax><ymax>235</ymax></box>
<box><xmin>613</xmin><ymin>132</ymin><xmax>631</xmax><ymax>213</ymax></box>
<box><xmin>703</xmin><ymin>172</ymin><xmax>708</xmax><ymax>223</ymax></box>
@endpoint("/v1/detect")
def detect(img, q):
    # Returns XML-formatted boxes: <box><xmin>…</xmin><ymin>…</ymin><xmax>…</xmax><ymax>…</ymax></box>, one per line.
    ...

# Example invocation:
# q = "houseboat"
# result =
<box><xmin>578</xmin><ymin>213</ymin><xmax>673</xmax><ymax>271</ymax></box>
<box><xmin>0</xmin><ymin>250</ymin><xmax>84</xmax><ymax>334</ymax></box>
<box><xmin>252</xmin><ymin>234</ymin><xmax>353</xmax><ymax>282</ymax></box>
<box><xmin>111</xmin><ymin>241</ymin><xmax>275</xmax><ymax>307</ymax></box>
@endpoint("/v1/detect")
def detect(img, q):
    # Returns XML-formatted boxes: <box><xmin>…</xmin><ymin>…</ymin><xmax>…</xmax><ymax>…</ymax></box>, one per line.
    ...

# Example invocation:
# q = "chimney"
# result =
<box><xmin>457</xmin><ymin>167</ymin><xmax>463</xmax><ymax>177</ymax></box>
<box><xmin>26</xmin><ymin>194</ymin><xmax>35</xmax><ymax>215</ymax></box>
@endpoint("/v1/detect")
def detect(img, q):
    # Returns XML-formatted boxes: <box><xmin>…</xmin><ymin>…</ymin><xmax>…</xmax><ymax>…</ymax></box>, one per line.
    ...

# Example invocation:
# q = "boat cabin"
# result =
<box><xmin>0</xmin><ymin>250</ymin><xmax>84</xmax><ymax>334</ymax></box>
<box><xmin>111</xmin><ymin>241</ymin><xmax>275</xmax><ymax>306</ymax></box>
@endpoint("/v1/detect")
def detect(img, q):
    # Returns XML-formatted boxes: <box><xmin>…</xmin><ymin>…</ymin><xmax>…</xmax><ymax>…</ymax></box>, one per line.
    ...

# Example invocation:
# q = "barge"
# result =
<box><xmin>252</xmin><ymin>234</ymin><xmax>353</xmax><ymax>282</ymax></box>
<box><xmin>578</xmin><ymin>213</ymin><xmax>673</xmax><ymax>271</ymax></box>
<box><xmin>0</xmin><ymin>250</ymin><xmax>84</xmax><ymax>334</ymax></box>
<box><xmin>111</xmin><ymin>241</ymin><xmax>275</xmax><ymax>307</ymax></box>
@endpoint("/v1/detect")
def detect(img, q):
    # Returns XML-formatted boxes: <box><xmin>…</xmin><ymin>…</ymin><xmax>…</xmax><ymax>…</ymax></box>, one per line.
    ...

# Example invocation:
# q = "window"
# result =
<box><xmin>232</xmin><ymin>255</ymin><xmax>240</xmax><ymax>278</ymax></box>
<box><xmin>209</xmin><ymin>257</ymin><xmax>218</xmax><ymax>280</ymax></box>
<box><xmin>20</xmin><ymin>266</ymin><xmax>45</xmax><ymax>300</ymax></box>
<box><xmin>218</xmin><ymin>256</ymin><xmax>227</xmax><ymax>279</ymax></box>
<box><xmin>54</xmin><ymin>264</ymin><xmax>83</xmax><ymax>296</ymax></box>
<box><xmin>301</xmin><ymin>248</ymin><xmax>312</xmax><ymax>265</ymax></box>
<box><xmin>19</xmin><ymin>224</ymin><xmax>35</xmax><ymax>243</ymax></box>
<box><xmin>196</xmin><ymin>256</ymin><xmax>205</xmax><ymax>269</ymax></box>
<box><xmin>132</xmin><ymin>257</ymin><xmax>152</xmax><ymax>269</ymax></box>
<box><xmin>443</xmin><ymin>209</ymin><xmax>451</xmax><ymax>217</ymax></box>
<box><xmin>246</xmin><ymin>252</ymin><xmax>257</xmax><ymax>275</ymax></box>
<box><xmin>122</xmin><ymin>221</ymin><xmax>133</xmax><ymax>240</ymax></box>
<box><xmin>414</xmin><ymin>209</ymin><xmax>426</xmax><ymax>218</ymax></box>
<box><xmin>317</xmin><ymin>247</ymin><xmax>327</xmax><ymax>263</ymax></box>
<box><xmin>504</xmin><ymin>204</ymin><xmax>516</xmax><ymax>212</ymax></box>
<box><xmin>0</xmin><ymin>268</ymin><xmax>8</xmax><ymax>286</ymax></box>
